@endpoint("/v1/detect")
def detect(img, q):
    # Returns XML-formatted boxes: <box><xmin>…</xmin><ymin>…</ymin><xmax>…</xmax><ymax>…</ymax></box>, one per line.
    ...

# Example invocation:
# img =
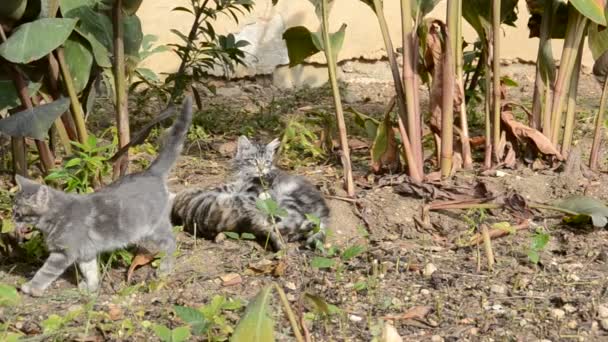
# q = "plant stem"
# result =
<box><xmin>589</xmin><ymin>71</ymin><xmax>608</xmax><ymax>171</ymax></box>
<box><xmin>47</xmin><ymin>53</ymin><xmax>78</xmax><ymax>142</ymax></box>
<box><xmin>273</xmin><ymin>283</ymin><xmax>305</xmax><ymax>342</ymax></box>
<box><xmin>400</xmin><ymin>0</ymin><xmax>424</xmax><ymax>175</ymax></box>
<box><xmin>321</xmin><ymin>0</ymin><xmax>354</xmax><ymax>196</ymax></box>
<box><xmin>561</xmin><ymin>37</ymin><xmax>584</xmax><ymax>158</ymax></box>
<box><xmin>483</xmin><ymin>47</ymin><xmax>492</xmax><ymax>169</ymax></box>
<box><xmin>492</xmin><ymin>0</ymin><xmax>502</xmax><ymax>162</ymax></box>
<box><xmin>481</xmin><ymin>224</ymin><xmax>495</xmax><ymax>271</ymax></box>
<box><xmin>549</xmin><ymin>8</ymin><xmax>587</xmax><ymax>145</ymax></box>
<box><xmin>531</xmin><ymin>0</ymin><xmax>554</xmax><ymax>130</ymax></box>
<box><xmin>376</xmin><ymin>0</ymin><xmax>422</xmax><ymax>181</ymax></box>
<box><xmin>453</xmin><ymin>0</ymin><xmax>472</xmax><ymax>169</ymax></box>
<box><xmin>113</xmin><ymin>0</ymin><xmax>130</xmax><ymax>178</ymax></box>
<box><xmin>56</xmin><ymin>48</ymin><xmax>88</xmax><ymax>143</ymax></box>
<box><xmin>441</xmin><ymin>7</ymin><xmax>456</xmax><ymax>178</ymax></box>
<box><xmin>8</xmin><ymin>61</ymin><xmax>54</xmax><ymax>174</ymax></box>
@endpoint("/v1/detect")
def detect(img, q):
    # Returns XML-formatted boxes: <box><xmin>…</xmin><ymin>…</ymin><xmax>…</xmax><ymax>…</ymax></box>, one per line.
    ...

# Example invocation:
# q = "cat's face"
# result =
<box><xmin>12</xmin><ymin>175</ymin><xmax>50</xmax><ymax>233</ymax></box>
<box><xmin>234</xmin><ymin>136</ymin><xmax>280</xmax><ymax>177</ymax></box>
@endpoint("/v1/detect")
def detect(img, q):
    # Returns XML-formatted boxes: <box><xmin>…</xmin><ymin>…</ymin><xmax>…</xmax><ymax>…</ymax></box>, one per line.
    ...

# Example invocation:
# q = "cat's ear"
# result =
<box><xmin>266</xmin><ymin>138</ymin><xmax>280</xmax><ymax>154</ymax></box>
<box><xmin>236</xmin><ymin>135</ymin><xmax>253</xmax><ymax>158</ymax></box>
<box><xmin>34</xmin><ymin>186</ymin><xmax>50</xmax><ymax>207</ymax></box>
<box><xmin>15</xmin><ymin>175</ymin><xmax>37</xmax><ymax>191</ymax></box>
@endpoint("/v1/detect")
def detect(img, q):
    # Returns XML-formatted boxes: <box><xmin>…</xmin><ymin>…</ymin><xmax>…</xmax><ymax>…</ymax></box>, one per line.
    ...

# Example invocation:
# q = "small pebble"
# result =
<box><xmin>598</xmin><ymin>305</ymin><xmax>608</xmax><ymax>319</ymax></box>
<box><xmin>285</xmin><ymin>282</ymin><xmax>297</xmax><ymax>291</ymax></box>
<box><xmin>430</xmin><ymin>335</ymin><xmax>444</xmax><ymax>342</ymax></box>
<box><xmin>567</xmin><ymin>320</ymin><xmax>578</xmax><ymax>329</ymax></box>
<box><xmin>349</xmin><ymin>314</ymin><xmax>363</xmax><ymax>323</ymax></box>
<box><xmin>563</xmin><ymin>304</ymin><xmax>577</xmax><ymax>313</ymax></box>
<box><xmin>600</xmin><ymin>319</ymin><xmax>608</xmax><ymax>331</ymax></box>
<box><xmin>490</xmin><ymin>284</ymin><xmax>507</xmax><ymax>295</ymax></box>
<box><xmin>551</xmin><ymin>309</ymin><xmax>565</xmax><ymax>320</ymax></box>
<box><xmin>592</xmin><ymin>321</ymin><xmax>599</xmax><ymax>332</ymax></box>
<box><xmin>420</xmin><ymin>289</ymin><xmax>431</xmax><ymax>296</ymax></box>
<box><xmin>423</xmin><ymin>263</ymin><xmax>437</xmax><ymax>278</ymax></box>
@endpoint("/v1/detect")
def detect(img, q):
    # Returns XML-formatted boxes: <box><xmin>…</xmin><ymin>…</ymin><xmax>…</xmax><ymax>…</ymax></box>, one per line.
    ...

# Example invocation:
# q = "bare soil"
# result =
<box><xmin>2</xmin><ymin>63</ymin><xmax>608</xmax><ymax>341</ymax></box>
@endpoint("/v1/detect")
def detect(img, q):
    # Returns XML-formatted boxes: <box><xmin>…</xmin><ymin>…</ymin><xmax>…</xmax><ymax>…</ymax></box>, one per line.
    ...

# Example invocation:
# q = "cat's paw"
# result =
<box><xmin>156</xmin><ymin>260</ymin><xmax>173</xmax><ymax>278</ymax></box>
<box><xmin>20</xmin><ymin>282</ymin><xmax>44</xmax><ymax>297</ymax></box>
<box><xmin>306</xmin><ymin>231</ymin><xmax>326</xmax><ymax>249</ymax></box>
<box><xmin>78</xmin><ymin>281</ymin><xmax>99</xmax><ymax>294</ymax></box>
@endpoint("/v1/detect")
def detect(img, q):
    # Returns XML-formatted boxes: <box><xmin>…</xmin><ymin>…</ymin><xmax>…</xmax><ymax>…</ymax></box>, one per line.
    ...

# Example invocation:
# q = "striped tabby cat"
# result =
<box><xmin>12</xmin><ymin>97</ymin><xmax>193</xmax><ymax>297</ymax></box>
<box><xmin>171</xmin><ymin>136</ymin><xmax>330</xmax><ymax>250</ymax></box>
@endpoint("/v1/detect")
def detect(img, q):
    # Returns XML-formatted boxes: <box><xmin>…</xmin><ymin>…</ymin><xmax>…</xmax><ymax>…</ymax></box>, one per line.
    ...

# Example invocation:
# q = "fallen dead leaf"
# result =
<box><xmin>107</xmin><ymin>304</ymin><xmax>123</xmax><ymax>321</ymax></box>
<box><xmin>127</xmin><ymin>251</ymin><xmax>156</xmax><ymax>283</ymax></box>
<box><xmin>384</xmin><ymin>305</ymin><xmax>432</xmax><ymax>321</ymax></box>
<box><xmin>220</xmin><ymin>273</ymin><xmax>242</xmax><ymax>286</ymax></box>
<box><xmin>273</xmin><ymin>260</ymin><xmax>287</xmax><ymax>277</ymax></box>
<box><xmin>501</xmin><ymin>110</ymin><xmax>563</xmax><ymax>160</ymax></box>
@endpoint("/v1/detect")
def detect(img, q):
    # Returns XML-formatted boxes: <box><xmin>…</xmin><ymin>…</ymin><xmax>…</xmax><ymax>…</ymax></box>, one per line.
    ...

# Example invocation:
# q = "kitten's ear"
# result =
<box><xmin>266</xmin><ymin>138</ymin><xmax>281</xmax><ymax>154</ymax></box>
<box><xmin>15</xmin><ymin>175</ymin><xmax>36</xmax><ymax>191</ymax></box>
<box><xmin>35</xmin><ymin>186</ymin><xmax>50</xmax><ymax>207</ymax></box>
<box><xmin>236</xmin><ymin>135</ymin><xmax>253</xmax><ymax>157</ymax></box>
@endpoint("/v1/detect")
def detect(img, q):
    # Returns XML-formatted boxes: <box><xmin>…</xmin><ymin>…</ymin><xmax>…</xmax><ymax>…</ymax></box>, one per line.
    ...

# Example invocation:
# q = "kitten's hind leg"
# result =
<box><xmin>77</xmin><ymin>258</ymin><xmax>99</xmax><ymax>293</ymax></box>
<box><xmin>21</xmin><ymin>252</ymin><xmax>74</xmax><ymax>297</ymax></box>
<box><xmin>150</xmin><ymin>221</ymin><xmax>176</xmax><ymax>277</ymax></box>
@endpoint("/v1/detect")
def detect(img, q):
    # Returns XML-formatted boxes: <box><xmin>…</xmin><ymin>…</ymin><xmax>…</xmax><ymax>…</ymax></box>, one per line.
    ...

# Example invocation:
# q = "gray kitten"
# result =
<box><xmin>171</xmin><ymin>136</ymin><xmax>330</xmax><ymax>250</ymax></box>
<box><xmin>12</xmin><ymin>97</ymin><xmax>193</xmax><ymax>297</ymax></box>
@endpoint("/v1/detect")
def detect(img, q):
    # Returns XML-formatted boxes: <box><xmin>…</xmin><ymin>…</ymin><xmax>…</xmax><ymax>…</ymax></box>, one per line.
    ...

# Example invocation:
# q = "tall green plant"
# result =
<box><xmin>281</xmin><ymin>0</ymin><xmax>355</xmax><ymax>196</ymax></box>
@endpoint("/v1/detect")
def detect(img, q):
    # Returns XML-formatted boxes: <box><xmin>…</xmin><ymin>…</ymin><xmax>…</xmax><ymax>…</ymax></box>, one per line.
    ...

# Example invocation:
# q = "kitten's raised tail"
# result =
<box><xmin>147</xmin><ymin>96</ymin><xmax>193</xmax><ymax>176</ymax></box>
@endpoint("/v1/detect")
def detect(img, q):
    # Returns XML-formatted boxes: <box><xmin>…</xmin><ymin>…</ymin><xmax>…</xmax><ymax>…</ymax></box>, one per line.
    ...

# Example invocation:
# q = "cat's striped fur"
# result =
<box><xmin>171</xmin><ymin>136</ymin><xmax>329</xmax><ymax>250</ymax></box>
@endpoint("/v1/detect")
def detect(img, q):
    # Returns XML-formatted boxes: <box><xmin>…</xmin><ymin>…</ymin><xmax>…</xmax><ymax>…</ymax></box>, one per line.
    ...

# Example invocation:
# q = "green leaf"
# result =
<box><xmin>311</xmin><ymin>23</ymin><xmax>347</xmax><ymax>63</ymax></box>
<box><xmin>0</xmin><ymin>18</ymin><xmax>77</xmax><ymax>63</ymax></box>
<box><xmin>2</xmin><ymin>332</ymin><xmax>23</xmax><ymax>342</ymax></box>
<box><xmin>310</xmin><ymin>256</ymin><xmax>335</xmax><ymax>269</ymax></box>
<box><xmin>122</xmin><ymin>0</ymin><xmax>143</xmax><ymax>15</ymax></box>
<box><xmin>232</xmin><ymin>286</ymin><xmax>275</xmax><ymax>342</ymax></box>
<box><xmin>0</xmin><ymin>0</ymin><xmax>28</xmax><ymax>21</ymax></box>
<box><xmin>589</xmin><ymin>23</ymin><xmax>608</xmax><ymax>62</ymax></box>
<box><xmin>256</xmin><ymin>198</ymin><xmax>288</xmax><ymax>218</ymax></box>
<box><xmin>0</xmin><ymin>97</ymin><xmax>71</xmax><ymax>139</ymax></box>
<box><xmin>64</xmin><ymin>157</ymin><xmax>82</xmax><ymax>168</ymax></box>
<box><xmin>136</xmin><ymin>68</ymin><xmax>160</xmax><ymax>83</ymax></box>
<box><xmin>174</xmin><ymin>305</ymin><xmax>208</xmax><ymax>335</ymax></box>
<box><xmin>41</xmin><ymin>314</ymin><xmax>64</xmax><ymax>333</ymax></box>
<box><xmin>570</xmin><ymin>0</ymin><xmax>607</xmax><ymax>26</ymax></box>
<box><xmin>0</xmin><ymin>283</ymin><xmax>20</xmax><ymax>306</ymax></box>
<box><xmin>171</xmin><ymin>326</ymin><xmax>191</xmax><ymax>342</ymax></box>
<box><xmin>224</xmin><ymin>232</ymin><xmax>240</xmax><ymax>240</ymax></box>
<box><xmin>553</xmin><ymin>195</ymin><xmax>608</xmax><ymax>227</ymax></box>
<box><xmin>282</xmin><ymin>26</ymin><xmax>320</xmax><ymax>67</ymax></box>
<box><xmin>413</xmin><ymin>0</ymin><xmax>442</xmax><ymax>20</ymax></box>
<box><xmin>0</xmin><ymin>79</ymin><xmax>41</xmax><ymax>112</ymax></box>
<box><xmin>2</xmin><ymin>219</ymin><xmax>15</xmax><ymax>234</ymax></box>
<box><xmin>341</xmin><ymin>245</ymin><xmax>365</xmax><ymax>261</ymax></box>
<box><xmin>241</xmin><ymin>232</ymin><xmax>256</xmax><ymax>240</ymax></box>
<box><xmin>527</xmin><ymin>249</ymin><xmax>540</xmax><ymax>264</ymax></box>
<box><xmin>462</xmin><ymin>0</ymin><xmax>518</xmax><ymax>39</ymax></box>
<box><xmin>152</xmin><ymin>324</ymin><xmax>172</xmax><ymax>342</ymax></box>
<box><xmin>124</xmin><ymin>14</ymin><xmax>143</xmax><ymax>58</ymax></box>
<box><xmin>60</xmin><ymin>1</ymin><xmax>113</xmax><ymax>67</ymax></box>
<box><xmin>531</xmin><ymin>232</ymin><xmax>550</xmax><ymax>250</ymax></box>
<box><xmin>304</xmin><ymin>293</ymin><xmax>330</xmax><ymax>315</ymax></box>
<box><xmin>63</xmin><ymin>34</ymin><xmax>93</xmax><ymax>93</ymax></box>
<box><xmin>370</xmin><ymin>113</ymin><xmax>390</xmax><ymax>163</ymax></box>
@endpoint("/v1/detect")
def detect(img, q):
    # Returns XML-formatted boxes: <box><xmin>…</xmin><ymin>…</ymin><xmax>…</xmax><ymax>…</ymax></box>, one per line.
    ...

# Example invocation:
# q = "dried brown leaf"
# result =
<box><xmin>107</xmin><ymin>304</ymin><xmax>123</xmax><ymax>321</ymax></box>
<box><xmin>384</xmin><ymin>305</ymin><xmax>432</xmax><ymax>321</ymax></box>
<box><xmin>501</xmin><ymin>111</ymin><xmax>564</xmax><ymax>160</ymax></box>
<box><xmin>220</xmin><ymin>273</ymin><xmax>242</xmax><ymax>286</ymax></box>
<box><xmin>127</xmin><ymin>252</ymin><xmax>156</xmax><ymax>283</ymax></box>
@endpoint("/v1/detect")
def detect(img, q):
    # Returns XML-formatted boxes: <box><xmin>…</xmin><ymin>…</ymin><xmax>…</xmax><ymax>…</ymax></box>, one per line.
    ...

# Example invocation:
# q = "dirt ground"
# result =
<box><xmin>2</xmin><ymin>63</ymin><xmax>608</xmax><ymax>341</ymax></box>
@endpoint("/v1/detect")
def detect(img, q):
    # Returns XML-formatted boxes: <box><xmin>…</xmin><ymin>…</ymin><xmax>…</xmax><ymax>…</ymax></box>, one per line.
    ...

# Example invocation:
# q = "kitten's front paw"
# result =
<box><xmin>306</xmin><ymin>231</ymin><xmax>326</xmax><ymax>249</ymax></box>
<box><xmin>21</xmin><ymin>282</ymin><xmax>44</xmax><ymax>297</ymax></box>
<box><xmin>78</xmin><ymin>281</ymin><xmax>99</xmax><ymax>294</ymax></box>
<box><xmin>156</xmin><ymin>260</ymin><xmax>173</xmax><ymax>278</ymax></box>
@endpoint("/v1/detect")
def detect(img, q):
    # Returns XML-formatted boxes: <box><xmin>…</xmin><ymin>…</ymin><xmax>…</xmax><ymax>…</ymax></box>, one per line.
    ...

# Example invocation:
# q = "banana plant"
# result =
<box><xmin>281</xmin><ymin>0</ymin><xmax>355</xmax><ymax>196</ymax></box>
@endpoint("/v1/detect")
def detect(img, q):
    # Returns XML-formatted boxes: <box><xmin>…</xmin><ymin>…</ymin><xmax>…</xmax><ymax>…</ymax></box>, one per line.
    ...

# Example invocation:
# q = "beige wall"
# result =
<box><xmin>138</xmin><ymin>1</ymin><xmax>595</xmax><ymax>82</ymax></box>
